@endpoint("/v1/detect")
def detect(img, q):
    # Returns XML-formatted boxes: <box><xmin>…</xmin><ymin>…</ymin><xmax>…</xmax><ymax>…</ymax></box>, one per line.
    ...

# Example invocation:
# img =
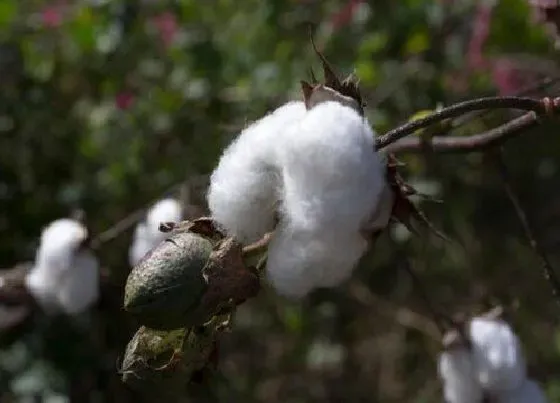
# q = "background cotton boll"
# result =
<box><xmin>25</xmin><ymin>218</ymin><xmax>91</xmax><ymax>314</ymax></box>
<box><xmin>35</xmin><ymin>219</ymin><xmax>88</xmax><ymax>276</ymax></box>
<box><xmin>469</xmin><ymin>317</ymin><xmax>526</xmax><ymax>392</ymax></box>
<box><xmin>207</xmin><ymin>101</ymin><xmax>306</xmax><ymax>244</ymax></box>
<box><xmin>129</xmin><ymin>223</ymin><xmax>152</xmax><ymax>267</ymax></box>
<box><xmin>129</xmin><ymin>198</ymin><xmax>183</xmax><ymax>267</ymax></box>
<box><xmin>25</xmin><ymin>266</ymin><xmax>61</xmax><ymax>314</ymax></box>
<box><xmin>145</xmin><ymin>198</ymin><xmax>183</xmax><ymax>235</ymax></box>
<box><xmin>57</xmin><ymin>250</ymin><xmax>99</xmax><ymax>315</ymax></box>
<box><xmin>438</xmin><ymin>348</ymin><xmax>484</xmax><ymax>403</ymax></box>
<box><xmin>279</xmin><ymin>101</ymin><xmax>386</xmax><ymax>234</ymax></box>
<box><xmin>496</xmin><ymin>379</ymin><xmax>548</xmax><ymax>403</ymax></box>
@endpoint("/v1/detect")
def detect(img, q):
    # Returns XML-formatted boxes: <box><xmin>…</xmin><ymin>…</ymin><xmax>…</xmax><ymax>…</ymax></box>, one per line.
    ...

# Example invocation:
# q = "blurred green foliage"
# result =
<box><xmin>1</xmin><ymin>0</ymin><xmax>560</xmax><ymax>402</ymax></box>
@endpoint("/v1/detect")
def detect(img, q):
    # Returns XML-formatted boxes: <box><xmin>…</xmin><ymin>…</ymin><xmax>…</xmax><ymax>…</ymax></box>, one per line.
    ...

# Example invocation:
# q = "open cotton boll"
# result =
<box><xmin>25</xmin><ymin>218</ymin><xmax>98</xmax><ymax>315</ymax></box>
<box><xmin>207</xmin><ymin>101</ymin><xmax>307</xmax><ymax>244</ymax></box>
<box><xmin>265</xmin><ymin>223</ymin><xmax>317</xmax><ymax>298</ymax></box>
<box><xmin>469</xmin><ymin>317</ymin><xmax>526</xmax><ymax>392</ymax></box>
<box><xmin>57</xmin><ymin>250</ymin><xmax>99</xmax><ymax>315</ymax></box>
<box><xmin>496</xmin><ymin>379</ymin><xmax>548</xmax><ymax>403</ymax></box>
<box><xmin>438</xmin><ymin>348</ymin><xmax>484</xmax><ymax>403</ymax></box>
<box><xmin>279</xmin><ymin>101</ymin><xmax>387</xmax><ymax>234</ymax></box>
<box><xmin>129</xmin><ymin>223</ymin><xmax>152</xmax><ymax>267</ymax></box>
<box><xmin>34</xmin><ymin>219</ymin><xmax>88</xmax><ymax>277</ymax></box>
<box><xmin>265</xmin><ymin>222</ymin><xmax>368</xmax><ymax>298</ymax></box>
<box><xmin>129</xmin><ymin>198</ymin><xmax>183</xmax><ymax>267</ymax></box>
<box><xmin>145</xmin><ymin>198</ymin><xmax>183</xmax><ymax>236</ymax></box>
<box><xmin>25</xmin><ymin>266</ymin><xmax>60</xmax><ymax>314</ymax></box>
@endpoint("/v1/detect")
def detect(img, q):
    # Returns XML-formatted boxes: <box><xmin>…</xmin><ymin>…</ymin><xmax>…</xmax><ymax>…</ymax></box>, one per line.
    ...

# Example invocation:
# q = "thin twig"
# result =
<box><xmin>494</xmin><ymin>150</ymin><xmax>560</xmax><ymax>307</ymax></box>
<box><xmin>376</xmin><ymin>96</ymin><xmax>550</xmax><ymax>149</ymax></box>
<box><xmin>384</xmin><ymin>112</ymin><xmax>540</xmax><ymax>154</ymax></box>
<box><xmin>89</xmin><ymin>182</ymin><xmax>184</xmax><ymax>250</ymax></box>
<box><xmin>399</xmin><ymin>257</ymin><xmax>453</xmax><ymax>335</ymax></box>
<box><xmin>349</xmin><ymin>282</ymin><xmax>441</xmax><ymax>340</ymax></box>
<box><xmin>446</xmin><ymin>75</ymin><xmax>560</xmax><ymax>133</ymax></box>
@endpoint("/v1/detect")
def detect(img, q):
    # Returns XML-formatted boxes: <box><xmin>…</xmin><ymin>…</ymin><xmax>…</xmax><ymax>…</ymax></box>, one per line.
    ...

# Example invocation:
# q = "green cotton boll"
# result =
<box><xmin>123</xmin><ymin>228</ymin><xmax>214</xmax><ymax>330</ymax></box>
<box><xmin>119</xmin><ymin>325</ymin><xmax>218</xmax><ymax>397</ymax></box>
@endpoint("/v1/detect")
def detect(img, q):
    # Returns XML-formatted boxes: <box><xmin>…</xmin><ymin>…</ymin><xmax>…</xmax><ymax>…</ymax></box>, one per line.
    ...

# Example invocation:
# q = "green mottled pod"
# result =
<box><xmin>119</xmin><ymin>324</ymin><xmax>217</xmax><ymax>398</ymax></box>
<box><xmin>124</xmin><ymin>228</ymin><xmax>213</xmax><ymax>330</ymax></box>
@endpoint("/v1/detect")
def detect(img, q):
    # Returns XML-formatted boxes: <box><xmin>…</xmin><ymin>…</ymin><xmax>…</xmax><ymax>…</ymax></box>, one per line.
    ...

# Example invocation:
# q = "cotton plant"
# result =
<box><xmin>24</xmin><ymin>218</ymin><xmax>99</xmax><ymax>315</ymax></box>
<box><xmin>129</xmin><ymin>198</ymin><xmax>183</xmax><ymax>267</ymax></box>
<box><xmin>438</xmin><ymin>313</ymin><xmax>548</xmax><ymax>403</ymax></box>
<box><xmin>206</xmin><ymin>45</ymin><xmax>415</xmax><ymax>298</ymax></box>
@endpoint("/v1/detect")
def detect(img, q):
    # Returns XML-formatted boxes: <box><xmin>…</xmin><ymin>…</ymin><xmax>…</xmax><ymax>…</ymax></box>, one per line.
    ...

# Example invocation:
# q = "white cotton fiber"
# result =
<box><xmin>496</xmin><ymin>379</ymin><xmax>548</xmax><ymax>403</ymax></box>
<box><xmin>469</xmin><ymin>317</ymin><xmax>526</xmax><ymax>393</ymax></box>
<box><xmin>265</xmin><ymin>222</ymin><xmax>369</xmax><ymax>298</ymax></box>
<box><xmin>263</xmin><ymin>101</ymin><xmax>387</xmax><ymax>297</ymax></box>
<box><xmin>34</xmin><ymin>219</ymin><xmax>88</xmax><ymax>278</ymax></box>
<box><xmin>25</xmin><ymin>218</ymin><xmax>99</xmax><ymax>315</ymax></box>
<box><xmin>278</xmin><ymin>101</ymin><xmax>387</xmax><ymax>234</ymax></box>
<box><xmin>129</xmin><ymin>198</ymin><xmax>183</xmax><ymax>266</ymax></box>
<box><xmin>57</xmin><ymin>250</ymin><xmax>99</xmax><ymax>315</ymax></box>
<box><xmin>129</xmin><ymin>223</ymin><xmax>152</xmax><ymax>267</ymax></box>
<box><xmin>207</xmin><ymin>101</ymin><xmax>307</xmax><ymax>244</ymax></box>
<box><xmin>438</xmin><ymin>348</ymin><xmax>484</xmax><ymax>403</ymax></box>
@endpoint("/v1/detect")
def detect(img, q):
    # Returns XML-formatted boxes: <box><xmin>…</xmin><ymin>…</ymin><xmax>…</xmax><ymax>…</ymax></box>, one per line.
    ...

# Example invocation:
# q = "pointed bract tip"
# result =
<box><xmin>309</xmin><ymin>67</ymin><xmax>318</xmax><ymax>84</ymax></box>
<box><xmin>309</xmin><ymin>33</ymin><xmax>340</xmax><ymax>89</ymax></box>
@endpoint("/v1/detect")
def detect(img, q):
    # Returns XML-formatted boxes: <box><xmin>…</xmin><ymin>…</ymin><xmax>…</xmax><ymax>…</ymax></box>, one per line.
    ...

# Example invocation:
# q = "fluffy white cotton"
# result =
<box><xmin>34</xmin><ymin>219</ymin><xmax>88</xmax><ymax>278</ymax></box>
<box><xmin>469</xmin><ymin>317</ymin><xmax>526</xmax><ymax>392</ymax></box>
<box><xmin>208</xmin><ymin>99</ymin><xmax>390</xmax><ymax>297</ymax></box>
<box><xmin>25</xmin><ymin>219</ymin><xmax>99</xmax><ymax>315</ymax></box>
<box><xmin>264</xmin><ymin>102</ymin><xmax>388</xmax><ymax>297</ymax></box>
<box><xmin>438</xmin><ymin>348</ymin><xmax>484</xmax><ymax>403</ymax></box>
<box><xmin>207</xmin><ymin>101</ymin><xmax>307</xmax><ymax>244</ymax></box>
<box><xmin>129</xmin><ymin>198</ymin><xmax>183</xmax><ymax>266</ymax></box>
<box><xmin>265</xmin><ymin>223</ymin><xmax>369</xmax><ymax>298</ymax></box>
<box><xmin>278</xmin><ymin>101</ymin><xmax>387</xmax><ymax>233</ymax></box>
<box><xmin>57</xmin><ymin>250</ymin><xmax>99</xmax><ymax>315</ymax></box>
<box><xmin>496</xmin><ymin>379</ymin><xmax>548</xmax><ymax>403</ymax></box>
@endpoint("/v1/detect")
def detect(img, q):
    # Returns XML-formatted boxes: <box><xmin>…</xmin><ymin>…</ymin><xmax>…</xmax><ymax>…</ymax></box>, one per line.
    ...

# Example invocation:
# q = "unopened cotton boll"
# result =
<box><xmin>207</xmin><ymin>102</ymin><xmax>307</xmax><ymax>244</ymax></box>
<box><xmin>469</xmin><ymin>317</ymin><xmax>526</xmax><ymax>393</ymax></box>
<box><xmin>438</xmin><ymin>348</ymin><xmax>484</xmax><ymax>403</ymax></box>
<box><xmin>265</xmin><ymin>222</ymin><xmax>368</xmax><ymax>298</ymax></box>
<box><xmin>496</xmin><ymin>379</ymin><xmax>548</xmax><ymax>403</ymax></box>
<box><xmin>25</xmin><ymin>218</ymin><xmax>99</xmax><ymax>315</ymax></box>
<box><xmin>129</xmin><ymin>198</ymin><xmax>183</xmax><ymax>266</ymax></box>
<box><xmin>279</xmin><ymin>101</ymin><xmax>387</xmax><ymax>234</ymax></box>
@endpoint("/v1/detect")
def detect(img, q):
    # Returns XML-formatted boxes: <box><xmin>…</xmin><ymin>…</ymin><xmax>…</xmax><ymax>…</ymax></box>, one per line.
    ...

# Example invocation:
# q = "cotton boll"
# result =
<box><xmin>145</xmin><ymin>198</ymin><xmax>183</xmax><ymax>237</ymax></box>
<box><xmin>207</xmin><ymin>101</ymin><xmax>307</xmax><ymax>244</ymax></box>
<box><xmin>25</xmin><ymin>218</ymin><xmax>99</xmax><ymax>315</ymax></box>
<box><xmin>469</xmin><ymin>317</ymin><xmax>526</xmax><ymax>393</ymax></box>
<box><xmin>24</xmin><ymin>266</ymin><xmax>60</xmax><ymax>314</ymax></box>
<box><xmin>438</xmin><ymin>348</ymin><xmax>484</xmax><ymax>403</ymax></box>
<box><xmin>57</xmin><ymin>250</ymin><xmax>99</xmax><ymax>315</ymax></box>
<box><xmin>265</xmin><ymin>223</ymin><xmax>318</xmax><ymax>298</ymax></box>
<box><xmin>129</xmin><ymin>198</ymin><xmax>183</xmax><ymax>267</ymax></box>
<box><xmin>34</xmin><ymin>219</ymin><xmax>88</xmax><ymax>277</ymax></box>
<box><xmin>129</xmin><ymin>223</ymin><xmax>152</xmax><ymax>267</ymax></box>
<box><xmin>496</xmin><ymin>379</ymin><xmax>548</xmax><ymax>403</ymax></box>
<box><xmin>265</xmin><ymin>222</ymin><xmax>368</xmax><ymax>298</ymax></box>
<box><xmin>279</xmin><ymin>101</ymin><xmax>387</xmax><ymax>234</ymax></box>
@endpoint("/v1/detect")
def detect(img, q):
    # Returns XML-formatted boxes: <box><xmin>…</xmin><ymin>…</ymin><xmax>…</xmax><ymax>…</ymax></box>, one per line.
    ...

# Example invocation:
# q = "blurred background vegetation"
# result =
<box><xmin>1</xmin><ymin>0</ymin><xmax>560</xmax><ymax>401</ymax></box>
